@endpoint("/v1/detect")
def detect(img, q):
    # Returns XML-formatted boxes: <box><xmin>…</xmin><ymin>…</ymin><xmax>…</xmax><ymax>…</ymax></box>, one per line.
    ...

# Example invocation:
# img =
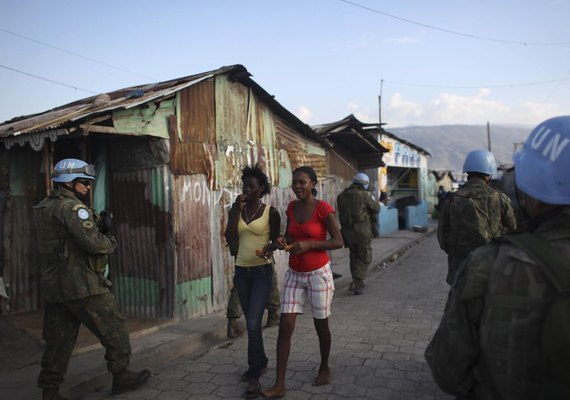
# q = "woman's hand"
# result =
<box><xmin>258</xmin><ymin>245</ymin><xmax>274</xmax><ymax>260</ymax></box>
<box><xmin>273</xmin><ymin>235</ymin><xmax>288</xmax><ymax>250</ymax></box>
<box><xmin>232</xmin><ymin>194</ymin><xmax>248</xmax><ymax>211</ymax></box>
<box><xmin>288</xmin><ymin>241</ymin><xmax>312</xmax><ymax>255</ymax></box>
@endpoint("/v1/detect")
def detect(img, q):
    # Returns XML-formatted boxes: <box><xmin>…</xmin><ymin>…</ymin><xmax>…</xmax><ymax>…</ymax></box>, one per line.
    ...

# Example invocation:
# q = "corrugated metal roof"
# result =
<box><xmin>0</xmin><ymin>73</ymin><xmax>214</xmax><ymax>137</ymax></box>
<box><xmin>0</xmin><ymin>64</ymin><xmax>328</xmax><ymax>149</ymax></box>
<box><xmin>313</xmin><ymin>114</ymin><xmax>387</xmax><ymax>169</ymax></box>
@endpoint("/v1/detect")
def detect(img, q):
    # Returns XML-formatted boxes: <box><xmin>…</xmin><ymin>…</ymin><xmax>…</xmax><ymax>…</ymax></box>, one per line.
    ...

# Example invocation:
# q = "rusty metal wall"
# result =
<box><xmin>209</xmin><ymin>77</ymin><xmax>332</xmax><ymax>314</ymax></box>
<box><xmin>2</xmin><ymin>148</ymin><xmax>44</xmax><ymax>314</ymax></box>
<box><xmin>170</xmin><ymin>80</ymin><xmax>216</xmax><ymax>176</ymax></box>
<box><xmin>275</xmin><ymin>116</ymin><xmax>327</xmax><ymax>183</ymax></box>
<box><xmin>215</xmin><ymin>74</ymin><xmax>256</xmax><ymax>191</ymax></box>
<box><xmin>178</xmin><ymin>78</ymin><xmax>216</xmax><ymax>143</ymax></box>
<box><xmin>108</xmin><ymin>165</ymin><xmax>174</xmax><ymax>318</ymax></box>
<box><xmin>172</xmin><ymin>174</ymin><xmax>214</xmax><ymax>318</ymax></box>
<box><xmin>210</xmin><ymin>188</ymin><xmax>235</xmax><ymax>311</ymax></box>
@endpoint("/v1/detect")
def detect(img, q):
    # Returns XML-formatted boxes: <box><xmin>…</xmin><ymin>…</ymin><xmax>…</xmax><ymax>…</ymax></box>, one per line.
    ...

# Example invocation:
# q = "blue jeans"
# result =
<box><xmin>234</xmin><ymin>264</ymin><xmax>273</xmax><ymax>380</ymax></box>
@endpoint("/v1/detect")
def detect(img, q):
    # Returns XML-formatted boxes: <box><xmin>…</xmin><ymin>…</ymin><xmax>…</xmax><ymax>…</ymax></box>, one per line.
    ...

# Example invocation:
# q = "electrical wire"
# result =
<box><xmin>0</xmin><ymin>27</ymin><xmax>156</xmax><ymax>80</ymax></box>
<box><xmin>340</xmin><ymin>0</ymin><xmax>570</xmax><ymax>46</ymax></box>
<box><xmin>0</xmin><ymin>64</ymin><xmax>98</xmax><ymax>94</ymax></box>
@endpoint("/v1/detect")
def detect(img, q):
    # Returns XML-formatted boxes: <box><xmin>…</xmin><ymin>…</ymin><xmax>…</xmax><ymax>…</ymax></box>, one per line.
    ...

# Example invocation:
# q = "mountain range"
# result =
<box><xmin>388</xmin><ymin>124</ymin><xmax>533</xmax><ymax>173</ymax></box>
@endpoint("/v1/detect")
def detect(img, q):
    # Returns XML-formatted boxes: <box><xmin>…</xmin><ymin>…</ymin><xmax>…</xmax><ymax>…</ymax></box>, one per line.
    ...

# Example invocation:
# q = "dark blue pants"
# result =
<box><xmin>234</xmin><ymin>264</ymin><xmax>273</xmax><ymax>380</ymax></box>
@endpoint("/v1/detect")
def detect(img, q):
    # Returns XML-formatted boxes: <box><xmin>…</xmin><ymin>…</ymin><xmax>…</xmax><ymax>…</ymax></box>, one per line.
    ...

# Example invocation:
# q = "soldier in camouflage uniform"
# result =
<box><xmin>226</xmin><ymin>273</ymin><xmax>281</xmax><ymax>339</ymax></box>
<box><xmin>34</xmin><ymin>159</ymin><xmax>150</xmax><ymax>400</ymax></box>
<box><xmin>337</xmin><ymin>172</ymin><xmax>380</xmax><ymax>295</ymax></box>
<box><xmin>426</xmin><ymin>116</ymin><xmax>570</xmax><ymax>399</ymax></box>
<box><xmin>437</xmin><ymin>149</ymin><xmax>517</xmax><ymax>284</ymax></box>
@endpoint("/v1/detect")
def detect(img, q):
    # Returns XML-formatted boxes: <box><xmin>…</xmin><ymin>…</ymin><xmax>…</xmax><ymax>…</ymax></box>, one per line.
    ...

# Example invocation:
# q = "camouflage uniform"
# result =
<box><xmin>437</xmin><ymin>177</ymin><xmax>517</xmax><ymax>284</ymax></box>
<box><xmin>34</xmin><ymin>187</ymin><xmax>130</xmax><ymax>391</ymax></box>
<box><xmin>227</xmin><ymin>270</ymin><xmax>280</xmax><ymax>319</ymax></box>
<box><xmin>337</xmin><ymin>183</ymin><xmax>381</xmax><ymax>281</ymax></box>
<box><xmin>426</xmin><ymin>207</ymin><xmax>570</xmax><ymax>399</ymax></box>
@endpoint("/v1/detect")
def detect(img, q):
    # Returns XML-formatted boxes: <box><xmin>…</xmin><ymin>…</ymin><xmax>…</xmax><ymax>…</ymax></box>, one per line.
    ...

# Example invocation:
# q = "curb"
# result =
<box><xmin>373</xmin><ymin>228</ymin><xmax>437</xmax><ymax>274</ymax></box>
<box><xmin>68</xmin><ymin>315</ymin><xmax>230</xmax><ymax>398</ymax></box>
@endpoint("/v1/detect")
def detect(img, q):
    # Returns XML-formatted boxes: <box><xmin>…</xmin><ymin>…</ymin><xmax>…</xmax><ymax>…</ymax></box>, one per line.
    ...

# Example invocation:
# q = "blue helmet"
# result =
<box><xmin>353</xmin><ymin>172</ymin><xmax>370</xmax><ymax>190</ymax></box>
<box><xmin>513</xmin><ymin>116</ymin><xmax>570</xmax><ymax>205</ymax></box>
<box><xmin>463</xmin><ymin>149</ymin><xmax>497</xmax><ymax>175</ymax></box>
<box><xmin>52</xmin><ymin>158</ymin><xmax>95</xmax><ymax>183</ymax></box>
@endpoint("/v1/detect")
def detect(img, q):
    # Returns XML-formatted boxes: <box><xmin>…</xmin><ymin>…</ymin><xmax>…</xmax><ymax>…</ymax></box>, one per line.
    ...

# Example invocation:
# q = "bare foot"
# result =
<box><xmin>261</xmin><ymin>385</ymin><xmax>286</xmax><ymax>398</ymax></box>
<box><xmin>312</xmin><ymin>366</ymin><xmax>331</xmax><ymax>386</ymax></box>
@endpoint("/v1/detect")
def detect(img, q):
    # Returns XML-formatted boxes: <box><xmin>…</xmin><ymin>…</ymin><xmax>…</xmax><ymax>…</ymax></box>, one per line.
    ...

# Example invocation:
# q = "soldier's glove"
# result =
<box><xmin>100</xmin><ymin>210</ymin><xmax>113</xmax><ymax>234</ymax></box>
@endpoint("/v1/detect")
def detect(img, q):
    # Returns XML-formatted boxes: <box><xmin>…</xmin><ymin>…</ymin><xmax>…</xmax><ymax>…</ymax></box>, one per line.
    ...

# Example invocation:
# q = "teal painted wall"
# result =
<box><xmin>114</xmin><ymin>277</ymin><xmax>161</xmax><ymax>315</ymax></box>
<box><xmin>175</xmin><ymin>277</ymin><xmax>213</xmax><ymax>319</ymax></box>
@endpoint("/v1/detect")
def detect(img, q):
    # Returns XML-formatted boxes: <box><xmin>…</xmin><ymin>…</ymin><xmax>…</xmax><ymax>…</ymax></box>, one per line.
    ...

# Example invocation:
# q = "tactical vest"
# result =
<box><xmin>442</xmin><ymin>183</ymin><xmax>503</xmax><ymax>258</ymax></box>
<box><xmin>337</xmin><ymin>185</ymin><xmax>378</xmax><ymax>243</ymax></box>
<box><xmin>478</xmin><ymin>231</ymin><xmax>570</xmax><ymax>399</ymax></box>
<box><xmin>34</xmin><ymin>190</ymin><xmax>116</xmax><ymax>303</ymax></box>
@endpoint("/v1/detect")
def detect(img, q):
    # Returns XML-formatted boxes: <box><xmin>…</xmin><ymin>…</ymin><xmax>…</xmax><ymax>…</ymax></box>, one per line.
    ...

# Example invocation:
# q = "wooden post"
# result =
<box><xmin>487</xmin><ymin>121</ymin><xmax>492</xmax><ymax>152</ymax></box>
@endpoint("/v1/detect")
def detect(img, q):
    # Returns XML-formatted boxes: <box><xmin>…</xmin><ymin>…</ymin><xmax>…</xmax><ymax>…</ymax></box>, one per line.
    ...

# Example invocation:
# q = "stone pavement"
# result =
<box><xmin>82</xmin><ymin>231</ymin><xmax>452</xmax><ymax>399</ymax></box>
<box><xmin>1</xmin><ymin>221</ymin><xmax>451</xmax><ymax>400</ymax></box>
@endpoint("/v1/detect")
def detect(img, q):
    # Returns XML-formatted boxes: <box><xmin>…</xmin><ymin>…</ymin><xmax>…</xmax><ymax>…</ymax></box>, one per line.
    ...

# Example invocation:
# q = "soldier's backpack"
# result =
<box><xmin>496</xmin><ymin>232</ymin><xmax>570</xmax><ymax>399</ymax></box>
<box><xmin>438</xmin><ymin>188</ymin><xmax>500</xmax><ymax>254</ymax></box>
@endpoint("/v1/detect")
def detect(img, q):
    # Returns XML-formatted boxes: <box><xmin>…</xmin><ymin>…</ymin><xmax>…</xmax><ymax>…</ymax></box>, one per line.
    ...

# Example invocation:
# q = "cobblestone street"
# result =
<box><xmin>84</xmin><ymin>234</ymin><xmax>453</xmax><ymax>400</ymax></box>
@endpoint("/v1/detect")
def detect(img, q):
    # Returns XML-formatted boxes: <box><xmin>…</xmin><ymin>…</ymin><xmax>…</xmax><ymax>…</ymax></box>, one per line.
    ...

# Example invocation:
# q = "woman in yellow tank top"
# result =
<box><xmin>224</xmin><ymin>164</ymin><xmax>281</xmax><ymax>399</ymax></box>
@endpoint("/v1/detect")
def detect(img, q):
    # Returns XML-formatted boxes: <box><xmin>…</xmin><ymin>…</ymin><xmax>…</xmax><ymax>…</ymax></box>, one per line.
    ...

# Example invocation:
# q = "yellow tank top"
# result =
<box><xmin>235</xmin><ymin>204</ymin><xmax>271</xmax><ymax>267</ymax></box>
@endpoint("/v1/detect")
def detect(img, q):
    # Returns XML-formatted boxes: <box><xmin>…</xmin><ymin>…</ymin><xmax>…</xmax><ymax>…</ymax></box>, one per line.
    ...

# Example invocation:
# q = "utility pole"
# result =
<box><xmin>486</xmin><ymin>121</ymin><xmax>492</xmax><ymax>152</ymax></box>
<box><xmin>378</xmin><ymin>79</ymin><xmax>383</xmax><ymax>127</ymax></box>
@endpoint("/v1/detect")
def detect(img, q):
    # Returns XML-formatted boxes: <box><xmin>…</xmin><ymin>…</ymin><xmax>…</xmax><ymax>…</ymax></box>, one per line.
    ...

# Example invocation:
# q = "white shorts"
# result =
<box><xmin>281</xmin><ymin>262</ymin><xmax>335</xmax><ymax>319</ymax></box>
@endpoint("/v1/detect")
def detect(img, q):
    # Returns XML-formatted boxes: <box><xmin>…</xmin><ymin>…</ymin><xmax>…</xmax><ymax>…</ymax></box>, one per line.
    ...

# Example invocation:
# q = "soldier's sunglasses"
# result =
<box><xmin>75</xmin><ymin>179</ymin><xmax>92</xmax><ymax>187</ymax></box>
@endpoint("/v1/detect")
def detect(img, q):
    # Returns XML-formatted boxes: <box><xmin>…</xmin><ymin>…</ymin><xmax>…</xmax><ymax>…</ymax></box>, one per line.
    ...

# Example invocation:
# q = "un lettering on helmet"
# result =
<box><xmin>463</xmin><ymin>149</ymin><xmax>497</xmax><ymax>175</ymax></box>
<box><xmin>52</xmin><ymin>158</ymin><xmax>96</xmax><ymax>183</ymax></box>
<box><xmin>514</xmin><ymin>116</ymin><xmax>570</xmax><ymax>205</ymax></box>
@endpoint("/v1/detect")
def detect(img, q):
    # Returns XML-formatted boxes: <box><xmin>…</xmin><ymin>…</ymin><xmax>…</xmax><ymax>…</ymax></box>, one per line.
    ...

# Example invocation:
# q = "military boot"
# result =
<box><xmin>42</xmin><ymin>389</ymin><xmax>69</xmax><ymax>400</ymax></box>
<box><xmin>112</xmin><ymin>369</ymin><xmax>151</xmax><ymax>394</ymax></box>
<box><xmin>227</xmin><ymin>317</ymin><xmax>243</xmax><ymax>339</ymax></box>
<box><xmin>266</xmin><ymin>311</ymin><xmax>280</xmax><ymax>328</ymax></box>
<box><xmin>349</xmin><ymin>278</ymin><xmax>364</xmax><ymax>295</ymax></box>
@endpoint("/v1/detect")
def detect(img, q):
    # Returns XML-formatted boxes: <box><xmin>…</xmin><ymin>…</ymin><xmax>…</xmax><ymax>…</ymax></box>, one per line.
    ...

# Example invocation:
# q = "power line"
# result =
<box><xmin>384</xmin><ymin>76</ymin><xmax>570</xmax><ymax>89</ymax></box>
<box><xmin>543</xmin><ymin>67</ymin><xmax>570</xmax><ymax>101</ymax></box>
<box><xmin>0</xmin><ymin>64</ymin><xmax>98</xmax><ymax>94</ymax></box>
<box><xmin>0</xmin><ymin>27</ymin><xmax>156</xmax><ymax>80</ymax></box>
<box><xmin>340</xmin><ymin>0</ymin><xmax>570</xmax><ymax>46</ymax></box>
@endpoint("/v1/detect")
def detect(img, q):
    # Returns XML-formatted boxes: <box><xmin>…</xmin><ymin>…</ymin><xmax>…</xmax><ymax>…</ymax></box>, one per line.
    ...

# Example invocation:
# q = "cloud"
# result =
<box><xmin>382</xmin><ymin>90</ymin><xmax>563</xmax><ymax>127</ymax></box>
<box><xmin>429</xmin><ymin>89</ymin><xmax>508</xmax><ymax>123</ymax></box>
<box><xmin>298</xmin><ymin>91</ymin><xmax>565</xmax><ymax>128</ymax></box>
<box><xmin>296</xmin><ymin>106</ymin><xmax>314</xmax><ymax>123</ymax></box>
<box><xmin>347</xmin><ymin>102</ymin><xmax>358</xmax><ymax>111</ymax></box>
<box><xmin>346</xmin><ymin>102</ymin><xmax>378</xmax><ymax>123</ymax></box>
<box><xmin>512</xmin><ymin>101</ymin><xmax>565</xmax><ymax>125</ymax></box>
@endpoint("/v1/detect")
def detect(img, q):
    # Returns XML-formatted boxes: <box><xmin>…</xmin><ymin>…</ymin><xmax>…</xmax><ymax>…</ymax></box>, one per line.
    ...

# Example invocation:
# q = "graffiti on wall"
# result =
<box><xmin>180</xmin><ymin>178</ymin><xmax>241</xmax><ymax>210</ymax></box>
<box><xmin>179</xmin><ymin>137</ymin><xmax>286</xmax><ymax>210</ymax></box>
<box><xmin>380</xmin><ymin>138</ymin><xmax>421</xmax><ymax>168</ymax></box>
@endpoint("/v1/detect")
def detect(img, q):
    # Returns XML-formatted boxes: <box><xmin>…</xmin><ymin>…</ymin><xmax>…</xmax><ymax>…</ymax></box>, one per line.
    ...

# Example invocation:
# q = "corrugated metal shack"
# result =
<box><xmin>0</xmin><ymin>64</ymin><xmax>349</xmax><ymax>320</ymax></box>
<box><xmin>313</xmin><ymin>114</ymin><xmax>388</xmax><ymax>199</ymax></box>
<box><xmin>0</xmin><ymin>65</ymin><xmax>388</xmax><ymax>320</ymax></box>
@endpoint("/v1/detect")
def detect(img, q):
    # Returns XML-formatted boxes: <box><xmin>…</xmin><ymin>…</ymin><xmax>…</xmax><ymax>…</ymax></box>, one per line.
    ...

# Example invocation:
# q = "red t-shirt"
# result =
<box><xmin>286</xmin><ymin>200</ymin><xmax>335</xmax><ymax>272</ymax></box>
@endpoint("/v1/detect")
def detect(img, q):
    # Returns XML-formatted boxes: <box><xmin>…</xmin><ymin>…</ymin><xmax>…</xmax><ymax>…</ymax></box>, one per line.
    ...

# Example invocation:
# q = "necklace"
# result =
<box><xmin>243</xmin><ymin>202</ymin><xmax>263</xmax><ymax>223</ymax></box>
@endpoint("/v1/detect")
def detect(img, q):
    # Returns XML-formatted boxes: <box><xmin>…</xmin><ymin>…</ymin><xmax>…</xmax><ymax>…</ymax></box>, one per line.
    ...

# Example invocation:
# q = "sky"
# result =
<box><xmin>0</xmin><ymin>0</ymin><xmax>569</xmax><ymax>128</ymax></box>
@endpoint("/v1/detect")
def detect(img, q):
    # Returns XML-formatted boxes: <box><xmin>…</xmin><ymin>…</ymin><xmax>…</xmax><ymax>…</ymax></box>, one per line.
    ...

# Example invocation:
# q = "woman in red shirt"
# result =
<box><xmin>262</xmin><ymin>166</ymin><xmax>343</xmax><ymax>399</ymax></box>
